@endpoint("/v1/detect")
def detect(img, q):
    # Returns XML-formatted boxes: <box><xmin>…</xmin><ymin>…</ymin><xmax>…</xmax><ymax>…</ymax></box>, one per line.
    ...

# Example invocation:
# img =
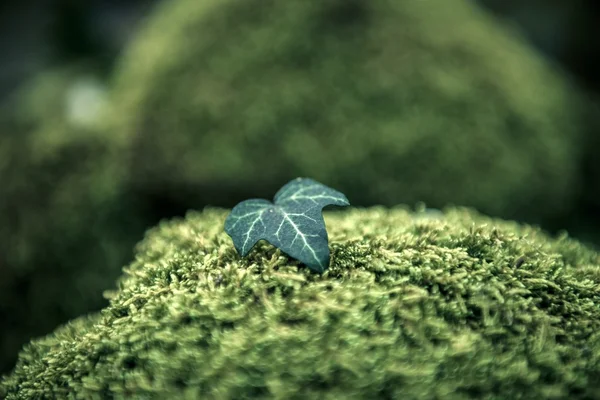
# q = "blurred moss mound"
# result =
<box><xmin>111</xmin><ymin>0</ymin><xmax>586</xmax><ymax>222</ymax></box>
<box><xmin>3</xmin><ymin>208</ymin><xmax>600</xmax><ymax>399</ymax></box>
<box><xmin>0</xmin><ymin>68</ymin><xmax>146</xmax><ymax>373</ymax></box>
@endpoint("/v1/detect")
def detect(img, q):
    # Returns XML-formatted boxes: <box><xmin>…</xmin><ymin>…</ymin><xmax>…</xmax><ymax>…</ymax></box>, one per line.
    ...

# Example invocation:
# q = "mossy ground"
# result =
<box><xmin>2</xmin><ymin>207</ymin><xmax>599</xmax><ymax>399</ymax></box>
<box><xmin>1</xmin><ymin>0</ymin><xmax>597</xmax><ymax>386</ymax></box>
<box><xmin>109</xmin><ymin>0</ymin><xmax>587</xmax><ymax>223</ymax></box>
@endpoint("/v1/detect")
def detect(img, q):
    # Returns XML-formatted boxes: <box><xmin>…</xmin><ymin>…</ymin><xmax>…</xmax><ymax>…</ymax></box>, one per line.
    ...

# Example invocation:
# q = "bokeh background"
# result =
<box><xmin>0</xmin><ymin>0</ymin><xmax>598</xmax><ymax>375</ymax></box>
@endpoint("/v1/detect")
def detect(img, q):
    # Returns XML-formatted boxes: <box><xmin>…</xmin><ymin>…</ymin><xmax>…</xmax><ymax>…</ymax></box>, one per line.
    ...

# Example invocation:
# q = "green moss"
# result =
<box><xmin>3</xmin><ymin>207</ymin><xmax>600</xmax><ymax>399</ymax></box>
<box><xmin>0</xmin><ymin>68</ymin><xmax>147</xmax><ymax>373</ymax></box>
<box><xmin>110</xmin><ymin>0</ymin><xmax>586</xmax><ymax>222</ymax></box>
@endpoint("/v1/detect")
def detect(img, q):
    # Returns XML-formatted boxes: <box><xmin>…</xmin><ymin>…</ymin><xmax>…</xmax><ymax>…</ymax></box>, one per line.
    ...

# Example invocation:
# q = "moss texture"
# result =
<box><xmin>0</xmin><ymin>68</ymin><xmax>147</xmax><ymax>374</ymax></box>
<box><xmin>3</xmin><ymin>207</ymin><xmax>600</xmax><ymax>399</ymax></box>
<box><xmin>110</xmin><ymin>0</ymin><xmax>586</xmax><ymax>223</ymax></box>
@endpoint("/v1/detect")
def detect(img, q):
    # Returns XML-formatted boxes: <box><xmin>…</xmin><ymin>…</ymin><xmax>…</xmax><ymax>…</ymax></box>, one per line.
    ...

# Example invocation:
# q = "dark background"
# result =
<box><xmin>0</xmin><ymin>0</ymin><xmax>599</xmax><ymax>375</ymax></box>
<box><xmin>2</xmin><ymin>0</ymin><xmax>599</xmax><ymax>102</ymax></box>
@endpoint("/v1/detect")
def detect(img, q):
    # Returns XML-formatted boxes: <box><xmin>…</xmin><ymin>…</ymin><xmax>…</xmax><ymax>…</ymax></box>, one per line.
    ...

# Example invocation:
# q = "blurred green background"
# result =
<box><xmin>0</xmin><ymin>0</ymin><xmax>598</xmax><ymax>375</ymax></box>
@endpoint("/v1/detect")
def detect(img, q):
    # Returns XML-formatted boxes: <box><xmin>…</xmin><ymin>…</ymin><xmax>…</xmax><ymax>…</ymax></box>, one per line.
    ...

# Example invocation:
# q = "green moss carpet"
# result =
<box><xmin>2</xmin><ymin>208</ymin><xmax>599</xmax><ymax>399</ymax></box>
<box><xmin>1</xmin><ymin>0</ymin><xmax>597</xmax><ymax>379</ymax></box>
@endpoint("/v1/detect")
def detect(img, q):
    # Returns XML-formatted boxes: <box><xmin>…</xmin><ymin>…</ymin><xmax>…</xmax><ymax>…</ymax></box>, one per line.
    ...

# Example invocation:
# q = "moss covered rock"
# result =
<box><xmin>3</xmin><ymin>207</ymin><xmax>600</xmax><ymax>399</ymax></box>
<box><xmin>110</xmin><ymin>0</ymin><xmax>586</xmax><ymax>222</ymax></box>
<box><xmin>0</xmin><ymin>68</ymin><xmax>147</xmax><ymax>373</ymax></box>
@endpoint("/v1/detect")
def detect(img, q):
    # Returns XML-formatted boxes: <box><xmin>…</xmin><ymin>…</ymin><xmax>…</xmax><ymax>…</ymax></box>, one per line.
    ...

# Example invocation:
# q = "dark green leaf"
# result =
<box><xmin>224</xmin><ymin>178</ymin><xmax>350</xmax><ymax>272</ymax></box>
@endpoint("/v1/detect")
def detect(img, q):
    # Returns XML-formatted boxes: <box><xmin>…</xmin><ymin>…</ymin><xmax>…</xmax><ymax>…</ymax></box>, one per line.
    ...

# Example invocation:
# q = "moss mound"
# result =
<box><xmin>3</xmin><ymin>208</ymin><xmax>600</xmax><ymax>399</ymax></box>
<box><xmin>111</xmin><ymin>0</ymin><xmax>585</xmax><ymax>222</ymax></box>
<box><xmin>0</xmin><ymin>68</ymin><xmax>147</xmax><ymax>373</ymax></box>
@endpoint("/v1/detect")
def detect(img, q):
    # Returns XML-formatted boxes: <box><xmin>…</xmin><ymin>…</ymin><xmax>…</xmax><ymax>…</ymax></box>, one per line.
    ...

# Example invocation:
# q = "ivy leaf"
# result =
<box><xmin>224</xmin><ymin>178</ymin><xmax>350</xmax><ymax>272</ymax></box>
